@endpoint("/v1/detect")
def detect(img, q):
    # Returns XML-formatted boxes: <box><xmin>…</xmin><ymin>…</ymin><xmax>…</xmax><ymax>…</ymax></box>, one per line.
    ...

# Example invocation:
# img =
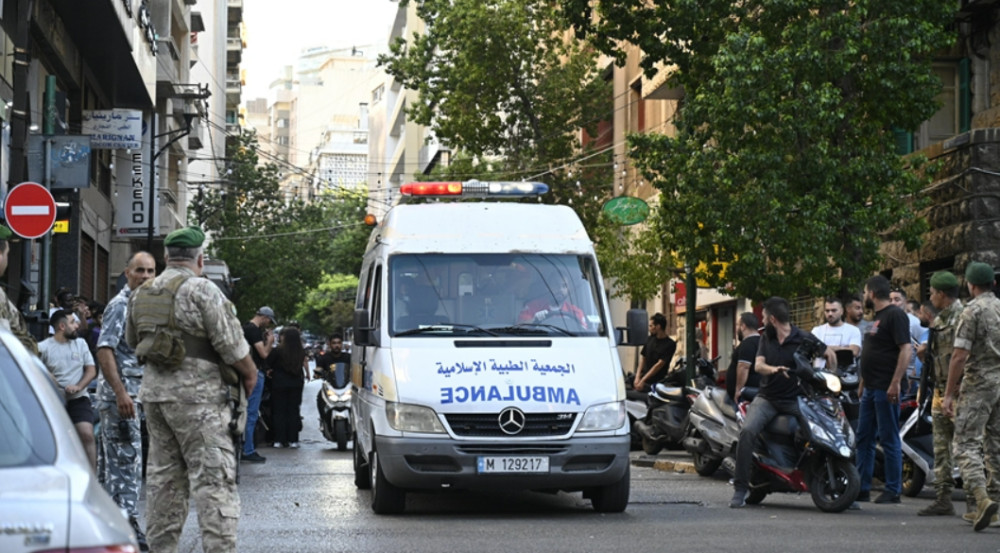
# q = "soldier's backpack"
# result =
<box><xmin>132</xmin><ymin>274</ymin><xmax>190</xmax><ymax>368</ymax></box>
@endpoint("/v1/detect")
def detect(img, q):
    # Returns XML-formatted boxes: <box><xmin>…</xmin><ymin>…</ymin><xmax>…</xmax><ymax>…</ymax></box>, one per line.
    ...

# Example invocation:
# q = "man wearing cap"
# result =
<box><xmin>0</xmin><ymin>225</ymin><xmax>37</xmax><ymax>354</ymax></box>
<box><xmin>95</xmin><ymin>251</ymin><xmax>155</xmax><ymax>551</ymax></box>
<box><xmin>917</xmin><ymin>270</ymin><xmax>968</xmax><ymax>517</ymax></box>
<box><xmin>241</xmin><ymin>306</ymin><xmax>276</xmax><ymax>463</ymax></box>
<box><xmin>944</xmin><ymin>261</ymin><xmax>1000</xmax><ymax>531</ymax></box>
<box><xmin>126</xmin><ymin>226</ymin><xmax>256</xmax><ymax>553</ymax></box>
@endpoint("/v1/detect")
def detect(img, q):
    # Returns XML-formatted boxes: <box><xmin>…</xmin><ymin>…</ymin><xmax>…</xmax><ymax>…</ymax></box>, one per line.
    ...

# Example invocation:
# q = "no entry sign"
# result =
<box><xmin>4</xmin><ymin>182</ymin><xmax>57</xmax><ymax>239</ymax></box>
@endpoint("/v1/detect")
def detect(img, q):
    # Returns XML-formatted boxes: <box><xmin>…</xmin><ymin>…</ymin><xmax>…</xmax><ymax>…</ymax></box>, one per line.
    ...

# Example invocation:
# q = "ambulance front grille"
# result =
<box><xmin>445</xmin><ymin>412</ymin><xmax>576</xmax><ymax>437</ymax></box>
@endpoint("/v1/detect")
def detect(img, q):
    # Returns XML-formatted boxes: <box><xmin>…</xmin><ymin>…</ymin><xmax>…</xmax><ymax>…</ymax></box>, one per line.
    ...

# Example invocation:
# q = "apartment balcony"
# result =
<box><xmin>226</xmin><ymin>36</ymin><xmax>243</xmax><ymax>65</ymax></box>
<box><xmin>226</xmin><ymin>77</ymin><xmax>241</xmax><ymax>104</ymax></box>
<box><xmin>227</xmin><ymin>0</ymin><xmax>243</xmax><ymax>23</ymax></box>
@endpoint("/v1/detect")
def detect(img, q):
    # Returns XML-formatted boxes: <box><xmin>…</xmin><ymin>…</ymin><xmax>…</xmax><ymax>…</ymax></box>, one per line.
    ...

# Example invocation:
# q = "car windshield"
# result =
<box><xmin>389</xmin><ymin>253</ymin><xmax>606</xmax><ymax>337</ymax></box>
<box><xmin>0</xmin><ymin>347</ymin><xmax>57</xmax><ymax>467</ymax></box>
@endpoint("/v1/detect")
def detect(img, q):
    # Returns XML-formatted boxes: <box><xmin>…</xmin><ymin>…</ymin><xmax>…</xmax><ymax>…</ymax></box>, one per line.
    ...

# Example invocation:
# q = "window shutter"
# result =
<box><xmin>959</xmin><ymin>58</ymin><xmax>971</xmax><ymax>133</ymax></box>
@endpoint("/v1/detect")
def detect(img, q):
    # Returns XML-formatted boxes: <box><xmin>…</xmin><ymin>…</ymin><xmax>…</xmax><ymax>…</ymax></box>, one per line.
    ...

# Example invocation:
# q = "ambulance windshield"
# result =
<box><xmin>389</xmin><ymin>254</ymin><xmax>606</xmax><ymax>337</ymax></box>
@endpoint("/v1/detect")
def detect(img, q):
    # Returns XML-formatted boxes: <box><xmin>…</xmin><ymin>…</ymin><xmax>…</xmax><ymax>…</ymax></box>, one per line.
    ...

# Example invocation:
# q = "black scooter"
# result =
<box><xmin>318</xmin><ymin>362</ymin><xmax>353</xmax><ymax>451</ymax></box>
<box><xmin>688</xmin><ymin>336</ymin><xmax>859</xmax><ymax>512</ymax></box>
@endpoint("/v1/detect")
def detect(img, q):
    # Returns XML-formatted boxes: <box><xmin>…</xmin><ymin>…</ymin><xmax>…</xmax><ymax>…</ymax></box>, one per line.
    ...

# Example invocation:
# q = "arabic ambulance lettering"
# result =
<box><xmin>436</xmin><ymin>359</ymin><xmax>581</xmax><ymax>406</ymax></box>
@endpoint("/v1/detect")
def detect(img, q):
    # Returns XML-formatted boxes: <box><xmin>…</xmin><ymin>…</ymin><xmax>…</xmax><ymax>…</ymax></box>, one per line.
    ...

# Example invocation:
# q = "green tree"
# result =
<box><xmin>382</xmin><ymin>0</ymin><xmax>641</xmax><ymax>280</ymax></box>
<box><xmin>191</xmin><ymin>132</ymin><xmax>370</xmax><ymax>325</ymax></box>
<box><xmin>294</xmin><ymin>273</ymin><xmax>359</xmax><ymax>334</ymax></box>
<box><xmin>562</xmin><ymin>0</ymin><xmax>954</xmax><ymax>300</ymax></box>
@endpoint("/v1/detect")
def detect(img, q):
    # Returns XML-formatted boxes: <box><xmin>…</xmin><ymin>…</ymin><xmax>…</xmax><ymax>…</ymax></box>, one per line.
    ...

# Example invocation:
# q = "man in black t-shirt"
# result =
<box><xmin>854</xmin><ymin>275</ymin><xmax>911</xmax><ymax>505</ymax></box>
<box><xmin>727</xmin><ymin>312</ymin><xmax>762</xmax><ymax>402</ymax></box>
<box><xmin>731</xmin><ymin>297</ymin><xmax>810</xmax><ymax>508</ymax></box>
<box><xmin>314</xmin><ymin>334</ymin><xmax>351</xmax><ymax>383</ymax></box>
<box><xmin>633</xmin><ymin>313</ymin><xmax>678</xmax><ymax>390</ymax></box>
<box><xmin>241</xmin><ymin>307</ymin><xmax>276</xmax><ymax>463</ymax></box>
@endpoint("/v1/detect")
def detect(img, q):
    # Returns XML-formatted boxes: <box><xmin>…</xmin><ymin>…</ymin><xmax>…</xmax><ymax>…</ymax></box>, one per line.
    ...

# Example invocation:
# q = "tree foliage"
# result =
<box><xmin>562</xmin><ymin>0</ymin><xmax>954</xmax><ymax>300</ymax></box>
<box><xmin>383</xmin><ymin>0</ymin><xmax>653</xmax><ymax>286</ymax></box>
<box><xmin>294</xmin><ymin>272</ymin><xmax>359</xmax><ymax>335</ymax></box>
<box><xmin>191</xmin><ymin>132</ymin><xmax>369</xmax><ymax>329</ymax></box>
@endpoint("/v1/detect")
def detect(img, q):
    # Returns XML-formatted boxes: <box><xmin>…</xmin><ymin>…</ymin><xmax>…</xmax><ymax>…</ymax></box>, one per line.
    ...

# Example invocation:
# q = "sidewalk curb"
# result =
<box><xmin>652</xmin><ymin>458</ymin><xmax>697</xmax><ymax>474</ymax></box>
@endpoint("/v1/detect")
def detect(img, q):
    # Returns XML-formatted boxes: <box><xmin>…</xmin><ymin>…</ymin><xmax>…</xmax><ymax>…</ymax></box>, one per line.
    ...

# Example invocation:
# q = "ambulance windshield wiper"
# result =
<box><xmin>494</xmin><ymin>323</ymin><xmax>577</xmax><ymax>337</ymax></box>
<box><xmin>396</xmin><ymin>323</ymin><xmax>498</xmax><ymax>337</ymax></box>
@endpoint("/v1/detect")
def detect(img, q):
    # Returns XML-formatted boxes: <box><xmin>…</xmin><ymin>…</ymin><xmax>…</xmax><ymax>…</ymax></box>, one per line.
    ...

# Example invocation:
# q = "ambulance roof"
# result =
<box><xmin>370</xmin><ymin>202</ymin><xmax>593</xmax><ymax>255</ymax></box>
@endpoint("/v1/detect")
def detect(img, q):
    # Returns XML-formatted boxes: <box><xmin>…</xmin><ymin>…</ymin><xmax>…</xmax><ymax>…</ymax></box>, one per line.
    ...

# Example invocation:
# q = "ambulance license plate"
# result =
<box><xmin>477</xmin><ymin>456</ymin><xmax>549</xmax><ymax>473</ymax></box>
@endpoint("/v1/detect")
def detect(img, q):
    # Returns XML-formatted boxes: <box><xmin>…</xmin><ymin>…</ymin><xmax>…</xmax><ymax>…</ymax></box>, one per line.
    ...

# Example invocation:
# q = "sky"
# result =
<box><xmin>241</xmin><ymin>0</ymin><xmax>398</xmax><ymax>100</ymax></box>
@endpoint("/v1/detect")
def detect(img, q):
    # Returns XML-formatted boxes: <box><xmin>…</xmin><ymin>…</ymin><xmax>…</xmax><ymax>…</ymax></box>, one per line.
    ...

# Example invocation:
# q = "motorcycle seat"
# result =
<box><xmin>652</xmin><ymin>384</ymin><xmax>685</xmax><ymax>401</ymax></box>
<box><xmin>626</xmin><ymin>389</ymin><xmax>648</xmax><ymax>402</ymax></box>
<box><xmin>709</xmin><ymin>388</ymin><xmax>738</xmax><ymax>419</ymax></box>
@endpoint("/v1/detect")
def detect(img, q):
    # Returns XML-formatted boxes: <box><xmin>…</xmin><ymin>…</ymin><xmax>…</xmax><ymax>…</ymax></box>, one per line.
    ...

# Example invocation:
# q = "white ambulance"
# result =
<box><xmin>350</xmin><ymin>181</ymin><xmax>638</xmax><ymax>514</ymax></box>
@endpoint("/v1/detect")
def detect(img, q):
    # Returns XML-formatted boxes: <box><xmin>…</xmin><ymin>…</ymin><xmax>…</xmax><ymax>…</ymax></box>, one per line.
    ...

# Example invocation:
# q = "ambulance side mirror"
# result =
<box><xmin>352</xmin><ymin>309</ymin><xmax>379</xmax><ymax>347</ymax></box>
<box><xmin>621</xmin><ymin>309</ymin><xmax>648</xmax><ymax>346</ymax></box>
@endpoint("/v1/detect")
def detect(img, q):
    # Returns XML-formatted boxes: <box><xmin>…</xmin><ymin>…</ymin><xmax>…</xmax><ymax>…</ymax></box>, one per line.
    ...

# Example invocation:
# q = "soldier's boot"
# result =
<box><xmin>129</xmin><ymin>516</ymin><xmax>149</xmax><ymax>552</ymax></box>
<box><xmin>918</xmin><ymin>490</ymin><xmax>955</xmax><ymax>516</ymax></box>
<box><xmin>972</xmin><ymin>488</ymin><xmax>998</xmax><ymax>532</ymax></box>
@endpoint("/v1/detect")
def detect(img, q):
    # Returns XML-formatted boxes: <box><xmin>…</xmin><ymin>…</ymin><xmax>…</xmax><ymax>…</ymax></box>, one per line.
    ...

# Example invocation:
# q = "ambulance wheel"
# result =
<box><xmin>590</xmin><ymin>465</ymin><xmax>630</xmax><ymax>513</ymax></box>
<box><xmin>370</xmin><ymin>448</ymin><xmax>406</xmax><ymax>514</ymax></box>
<box><xmin>353</xmin><ymin>434</ymin><xmax>371</xmax><ymax>489</ymax></box>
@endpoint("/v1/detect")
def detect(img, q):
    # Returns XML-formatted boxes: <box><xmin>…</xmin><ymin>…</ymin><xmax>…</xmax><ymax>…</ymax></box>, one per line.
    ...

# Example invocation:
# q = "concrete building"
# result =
<box><xmin>2</xmin><ymin>0</ymin><xmax>222</xmax><ymax>315</ymax></box>
<box><xmin>367</xmin><ymin>1</ymin><xmax>447</xmax><ymax>216</ymax></box>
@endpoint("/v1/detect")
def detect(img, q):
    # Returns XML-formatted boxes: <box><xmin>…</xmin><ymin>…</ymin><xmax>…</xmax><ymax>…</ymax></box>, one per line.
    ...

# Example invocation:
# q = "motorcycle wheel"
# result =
<box><xmin>746</xmin><ymin>489</ymin><xmax>767</xmax><ymax>505</ymax></box>
<box><xmin>589</xmin><ymin>464</ymin><xmax>630</xmax><ymax>513</ymax></box>
<box><xmin>353</xmin><ymin>433</ymin><xmax>371</xmax><ymax>489</ymax></box>
<box><xmin>335</xmin><ymin>419</ymin><xmax>349</xmax><ymax>451</ymax></box>
<box><xmin>370</xmin><ymin>448</ymin><xmax>406</xmax><ymax>514</ymax></box>
<box><xmin>692</xmin><ymin>452</ymin><xmax>722</xmax><ymax>477</ymax></box>
<box><xmin>809</xmin><ymin>457</ymin><xmax>861</xmax><ymax>513</ymax></box>
<box><xmin>641</xmin><ymin>435</ymin><xmax>664</xmax><ymax>456</ymax></box>
<box><xmin>901</xmin><ymin>457</ymin><xmax>926</xmax><ymax>497</ymax></box>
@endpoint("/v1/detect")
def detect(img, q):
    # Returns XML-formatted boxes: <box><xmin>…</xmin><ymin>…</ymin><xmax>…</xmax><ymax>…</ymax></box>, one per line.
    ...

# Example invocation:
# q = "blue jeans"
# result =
<box><xmin>855</xmin><ymin>387</ymin><xmax>901</xmax><ymax>494</ymax></box>
<box><xmin>243</xmin><ymin>370</ymin><xmax>265</xmax><ymax>455</ymax></box>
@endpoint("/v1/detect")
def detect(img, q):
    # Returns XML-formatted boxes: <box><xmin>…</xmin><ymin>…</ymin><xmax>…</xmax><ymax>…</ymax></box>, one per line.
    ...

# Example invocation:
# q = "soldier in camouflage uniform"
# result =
<box><xmin>917</xmin><ymin>271</ymin><xmax>966</xmax><ymax>517</ymax></box>
<box><xmin>126</xmin><ymin>226</ymin><xmax>256</xmax><ymax>553</ymax></box>
<box><xmin>944</xmin><ymin>261</ymin><xmax>1000</xmax><ymax>532</ymax></box>
<box><xmin>95</xmin><ymin>251</ymin><xmax>155</xmax><ymax>551</ymax></box>
<box><xmin>0</xmin><ymin>225</ymin><xmax>37</xmax><ymax>354</ymax></box>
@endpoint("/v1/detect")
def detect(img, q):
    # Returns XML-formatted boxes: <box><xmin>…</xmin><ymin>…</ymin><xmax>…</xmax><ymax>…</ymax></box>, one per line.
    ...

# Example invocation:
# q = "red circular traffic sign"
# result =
<box><xmin>4</xmin><ymin>182</ymin><xmax>57</xmax><ymax>239</ymax></box>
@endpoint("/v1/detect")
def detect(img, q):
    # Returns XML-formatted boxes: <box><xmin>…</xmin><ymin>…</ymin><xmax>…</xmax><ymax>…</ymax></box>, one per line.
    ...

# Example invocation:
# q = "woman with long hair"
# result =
<box><xmin>266</xmin><ymin>327</ymin><xmax>309</xmax><ymax>448</ymax></box>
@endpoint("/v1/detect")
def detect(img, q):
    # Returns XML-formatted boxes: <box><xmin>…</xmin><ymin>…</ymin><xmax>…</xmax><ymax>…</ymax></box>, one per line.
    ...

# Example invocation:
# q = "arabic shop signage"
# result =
<box><xmin>601</xmin><ymin>195</ymin><xmax>650</xmax><ymax>226</ymax></box>
<box><xmin>82</xmin><ymin>110</ymin><xmax>143</xmax><ymax>150</ymax></box>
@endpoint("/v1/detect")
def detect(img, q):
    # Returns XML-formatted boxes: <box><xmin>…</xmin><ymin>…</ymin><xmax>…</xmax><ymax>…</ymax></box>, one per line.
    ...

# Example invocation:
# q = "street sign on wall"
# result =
<box><xmin>4</xmin><ymin>182</ymin><xmax>57</xmax><ymax>239</ymax></box>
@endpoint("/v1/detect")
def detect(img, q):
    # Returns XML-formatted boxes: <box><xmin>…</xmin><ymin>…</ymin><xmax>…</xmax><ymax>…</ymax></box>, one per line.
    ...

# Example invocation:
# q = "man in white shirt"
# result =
<box><xmin>39</xmin><ymin>308</ymin><xmax>98</xmax><ymax>469</ymax></box>
<box><xmin>810</xmin><ymin>297</ymin><xmax>862</xmax><ymax>369</ymax></box>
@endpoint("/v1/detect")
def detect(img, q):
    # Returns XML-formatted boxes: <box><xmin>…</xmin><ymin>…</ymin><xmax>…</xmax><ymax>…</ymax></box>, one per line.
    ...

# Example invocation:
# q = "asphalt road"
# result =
<box><xmin>154</xmin><ymin>379</ymin><xmax>999</xmax><ymax>553</ymax></box>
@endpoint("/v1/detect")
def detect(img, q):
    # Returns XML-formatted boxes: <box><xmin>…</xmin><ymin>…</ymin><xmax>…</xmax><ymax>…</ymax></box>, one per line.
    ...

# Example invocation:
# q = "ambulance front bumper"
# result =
<box><xmin>373</xmin><ymin>434</ymin><xmax>629</xmax><ymax>491</ymax></box>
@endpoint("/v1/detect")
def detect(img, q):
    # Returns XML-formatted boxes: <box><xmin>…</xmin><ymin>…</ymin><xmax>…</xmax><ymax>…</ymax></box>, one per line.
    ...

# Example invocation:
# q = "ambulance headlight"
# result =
<box><xmin>578</xmin><ymin>401</ymin><xmax>626</xmax><ymax>431</ymax></box>
<box><xmin>385</xmin><ymin>402</ymin><xmax>446</xmax><ymax>433</ymax></box>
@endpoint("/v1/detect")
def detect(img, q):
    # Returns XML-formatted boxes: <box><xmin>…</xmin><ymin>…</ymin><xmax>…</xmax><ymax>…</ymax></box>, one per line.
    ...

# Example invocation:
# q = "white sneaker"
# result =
<box><xmin>273</xmin><ymin>442</ymin><xmax>283</xmax><ymax>448</ymax></box>
<box><xmin>289</xmin><ymin>442</ymin><xmax>300</xmax><ymax>449</ymax></box>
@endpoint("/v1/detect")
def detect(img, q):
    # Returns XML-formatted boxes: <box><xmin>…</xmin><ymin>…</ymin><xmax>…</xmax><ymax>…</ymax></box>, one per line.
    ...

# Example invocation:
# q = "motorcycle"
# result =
<box><xmin>693</xmin><ymin>335</ymin><xmax>859</xmax><ymax>512</ymax></box>
<box><xmin>318</xmin><ymin>362</ymin><xmax>352</xmax><ymax>451</ymax></box>
<box><xmin>682</xmin><ymin>384</ymin><xmax>746</xmax><ymax>477</ymax></box>
<box><xmin>633</xmin><ymin>356</ymin><xmax>718</xmax><ymax>455</ymax></box>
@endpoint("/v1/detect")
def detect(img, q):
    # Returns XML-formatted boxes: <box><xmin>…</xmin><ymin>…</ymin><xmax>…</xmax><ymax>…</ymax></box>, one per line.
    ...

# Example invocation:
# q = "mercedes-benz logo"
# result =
<box><xmin>498</xmin><ymin>407</ymin><xmax>527</xmax><ymax>435</ymax></box>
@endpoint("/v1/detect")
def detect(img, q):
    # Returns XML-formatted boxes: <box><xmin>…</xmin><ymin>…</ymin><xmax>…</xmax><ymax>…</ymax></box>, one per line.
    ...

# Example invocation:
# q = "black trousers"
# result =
<box><xmin>271</xmin><ymin>386</ymin><xmax>303</xmax><ymax>445</ymax></box>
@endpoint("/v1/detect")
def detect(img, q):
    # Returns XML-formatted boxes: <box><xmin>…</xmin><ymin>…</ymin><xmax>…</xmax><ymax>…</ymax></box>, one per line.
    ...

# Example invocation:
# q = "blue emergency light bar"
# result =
<box><xmin>400</xmin><ymin>180</ymin><xmax>549</xmax><ymax>198</ymax></box>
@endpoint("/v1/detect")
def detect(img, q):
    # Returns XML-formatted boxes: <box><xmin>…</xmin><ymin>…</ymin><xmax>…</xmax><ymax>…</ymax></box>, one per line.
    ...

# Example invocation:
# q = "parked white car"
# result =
<box><xmin>0</xmin><ymin>330</ymin><xmax>138</xmax><ymax>553</ymax></box>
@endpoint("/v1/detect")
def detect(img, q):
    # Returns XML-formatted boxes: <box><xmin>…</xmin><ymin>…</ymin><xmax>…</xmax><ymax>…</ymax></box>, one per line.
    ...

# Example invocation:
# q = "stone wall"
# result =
<box><xmin>881</xmin><ymin>128</ymin><xmax>1000</xmax><ymax>296</ymax></box>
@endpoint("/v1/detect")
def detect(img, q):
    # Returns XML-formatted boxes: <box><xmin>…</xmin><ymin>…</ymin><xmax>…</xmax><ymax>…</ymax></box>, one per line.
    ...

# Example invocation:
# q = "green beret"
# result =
<box><xmin>0</xmin><ymin>225</ymin><xmax>12</xmax><ymax>240</ymax></box>
<box><xmin>965</xmin><ymin>261</ymin><xmax>995</xmax><ymax>287</ymax></box>
<box><xmin>929</xmin><ymin>271</ymin><xmax>958</xmax><ymax>291</ymax></box>
<box><xmin>164</xmin><ymin>225</ymin><xmax>205</xmax><ymax>248</ymax></box>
